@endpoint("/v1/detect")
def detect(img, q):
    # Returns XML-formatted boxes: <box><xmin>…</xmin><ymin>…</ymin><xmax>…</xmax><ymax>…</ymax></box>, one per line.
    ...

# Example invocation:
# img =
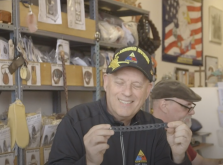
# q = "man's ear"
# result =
<box><xmin>146</xmin><ymin>83</ymin><xmax>153</xmax><ymax>99</ymax></box>
<box><xmin>103</xmin><ymin>73</ymin><xmax>108</xmax><ymax>92</ymax></box>
<box><xmin>160</xmin><ymin>99</ymin><xmax>168</xmax><ymax>114</ymax></box>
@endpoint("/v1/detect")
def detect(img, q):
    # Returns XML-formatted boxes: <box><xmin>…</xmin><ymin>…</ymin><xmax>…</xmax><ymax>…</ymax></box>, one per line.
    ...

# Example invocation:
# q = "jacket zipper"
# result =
<box><xmin>120</xmin><ymin>121</ymin><xmax>139</xmax><ymax>165</ymax></box>
<box><xmin>120</xmin><ymin>132</ymin><xmax>126</xmax><ymax>165</ymax></box>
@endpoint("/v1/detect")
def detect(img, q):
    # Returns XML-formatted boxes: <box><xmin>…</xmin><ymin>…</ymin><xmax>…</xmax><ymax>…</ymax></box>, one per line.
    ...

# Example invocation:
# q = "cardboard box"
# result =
<box><xmin>40</xmin><ymin>63</ymin><xmax>84</xmax><ymax>86</ymax></box>
<box><xmin>0</xmin><ymin>10</ymin><xmax>11</xmax><ymax>23</ymax></box>
<box><xmin>19</xmin><ymin>3</ymin><xmax>95</xmax><ymax>41</ymax></box>
<box><xmin>40</xmin><ymin>63</ymin><xmax>52</xmax><ymax>85</ymax></box>
<box><xmin>0</xmin><ymin>0</ymin><xmax>12</xmax><ymax>23</ymax></box>
<box><xmin>66</xmin><ymin>65</ymin><xmax>83</xmax><ymax>86</ymax></box>
<box><xmin>22</xmin><ymin>62</ymin><xmax>104</xmax><ymax>87</ymax></box>
<box><xmin>40</xmin><ymin>146</ymin><xmax>51</xmax><ymax>165</ymax></box>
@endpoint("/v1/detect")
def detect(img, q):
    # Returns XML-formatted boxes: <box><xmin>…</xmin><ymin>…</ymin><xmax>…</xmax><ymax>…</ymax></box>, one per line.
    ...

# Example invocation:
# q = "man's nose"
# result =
<box><xmin>122</xmin><ymin>84</ymin><xmax>132</xmax><ymax>97</ymax></box>
<box><xmin>189</xmin><ymin>108</ymin><xmax>195</xmax><ymax>115</ymax></box>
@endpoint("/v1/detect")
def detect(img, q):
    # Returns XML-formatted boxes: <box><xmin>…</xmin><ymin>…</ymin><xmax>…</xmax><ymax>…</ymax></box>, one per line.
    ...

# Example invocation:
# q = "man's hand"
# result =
<box><xmin>84</xmin><ymin>124</ymin><xmax>114</xmax><ymax>165</ymax></box>
<box><xmin>166</xmin><ymin>121</ymin><xmax>192</xmax><ymax>164</ymax></box>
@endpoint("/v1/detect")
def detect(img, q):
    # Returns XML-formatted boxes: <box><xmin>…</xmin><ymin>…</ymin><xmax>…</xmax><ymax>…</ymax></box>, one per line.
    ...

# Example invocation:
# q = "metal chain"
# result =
<box><xmin>60</xmin><ymin>51</ymin><xmax>69</xmax><ymax>112</ymax></box>
<box><xmin>110</xmin><ymin>123</ymin><xmax>168</xmax><ymax>132</ymax></box>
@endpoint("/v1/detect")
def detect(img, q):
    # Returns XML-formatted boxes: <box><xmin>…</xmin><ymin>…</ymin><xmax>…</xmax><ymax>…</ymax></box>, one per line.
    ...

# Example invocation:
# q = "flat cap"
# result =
<box><xmin>150</xmin><ymin>80</ymin><xmax>201</xmax><ymax>102</ymax></box>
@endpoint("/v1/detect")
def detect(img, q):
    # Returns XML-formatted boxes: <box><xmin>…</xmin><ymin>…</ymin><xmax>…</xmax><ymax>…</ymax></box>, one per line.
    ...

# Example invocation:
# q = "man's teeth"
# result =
<box><xmin>119</xmin><ymin>99</ymin><xmax>132</xmax><ymax>104</ymax></box>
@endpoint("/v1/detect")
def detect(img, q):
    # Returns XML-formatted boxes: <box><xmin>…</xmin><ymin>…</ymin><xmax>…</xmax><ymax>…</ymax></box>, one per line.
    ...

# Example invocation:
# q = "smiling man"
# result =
<box><xmin>47</xmin><ymin>46</ymin><xmax>192</xmax><ymax>165</ymax></box>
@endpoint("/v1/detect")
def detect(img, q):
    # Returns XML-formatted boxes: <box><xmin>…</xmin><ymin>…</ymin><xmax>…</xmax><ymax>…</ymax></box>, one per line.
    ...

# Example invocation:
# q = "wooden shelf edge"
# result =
<box><xmin>192</xmin><ymin>143</ymin><xmax>213</xmax><ymax>151</ymax></box>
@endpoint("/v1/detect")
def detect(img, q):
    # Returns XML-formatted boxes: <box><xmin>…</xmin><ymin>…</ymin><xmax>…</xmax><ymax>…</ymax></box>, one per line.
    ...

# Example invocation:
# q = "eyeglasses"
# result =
<box><xmin>164</xmin><ymin>99</ymin><xmax>196</xmax><ymax>113</ymax></box>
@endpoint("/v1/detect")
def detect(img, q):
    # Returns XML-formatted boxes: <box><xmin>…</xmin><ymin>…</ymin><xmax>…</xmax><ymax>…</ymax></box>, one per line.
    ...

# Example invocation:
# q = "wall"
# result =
<box><xmin>191</xmin><ymin>87</ymin><xmax>223</xmax><ymax>158</ymax></box>
<box><xmin>130</xmin><ymin>0</ymin><xmax>223</xmax><ymax>87</ymax></box>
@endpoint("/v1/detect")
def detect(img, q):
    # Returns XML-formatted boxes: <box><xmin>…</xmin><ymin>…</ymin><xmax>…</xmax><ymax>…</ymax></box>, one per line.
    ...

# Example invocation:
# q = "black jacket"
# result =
<box><xmin>48</xmin><ymin>97</ymin><xmax>191</xmax><ymax>165</ymax></box>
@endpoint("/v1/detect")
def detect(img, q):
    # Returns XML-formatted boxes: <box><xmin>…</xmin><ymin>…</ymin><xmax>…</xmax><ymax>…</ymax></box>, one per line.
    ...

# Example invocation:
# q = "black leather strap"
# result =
<box><xmin>110</xmin><ymin>123</ymin><xmax>168</xmax><ymax>132</ymax></box>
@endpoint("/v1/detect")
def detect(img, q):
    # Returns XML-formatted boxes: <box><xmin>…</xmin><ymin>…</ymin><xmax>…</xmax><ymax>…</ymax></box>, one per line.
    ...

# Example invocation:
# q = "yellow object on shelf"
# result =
<box><xmin>19</xmin><ymin>3</ymin><xmax>96</xmax><ymax>41</ymax></box>
<box><xmin>8</xmin><ymin>99</ymin><xmax>29</xmax><ymax>149</ymax></box>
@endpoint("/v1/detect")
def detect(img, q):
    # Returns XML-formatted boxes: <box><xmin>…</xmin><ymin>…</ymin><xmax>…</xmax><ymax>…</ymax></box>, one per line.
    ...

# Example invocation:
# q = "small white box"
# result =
<box><xmin>0</xmin><ymin>152</ymin><xmax>14</xmax><ymax>165</ymax></box>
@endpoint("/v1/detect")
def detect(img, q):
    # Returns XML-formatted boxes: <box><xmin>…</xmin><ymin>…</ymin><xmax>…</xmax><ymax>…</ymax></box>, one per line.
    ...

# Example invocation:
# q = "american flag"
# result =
<box><xmin>163</xmin><ymin>0</ymin><xmax>202</xmax><ymax>60</ymax></box>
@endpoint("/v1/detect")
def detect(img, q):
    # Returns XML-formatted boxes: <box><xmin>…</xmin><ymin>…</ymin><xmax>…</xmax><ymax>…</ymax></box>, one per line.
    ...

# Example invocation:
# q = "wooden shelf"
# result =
<box><xmin>19</xmin><ymin>3</ymin><xmax>96</xmax><ymax>42</ymax></box>
<box><xmin>98</xmin><ymin>0</ymin><xmax>149</xmax><ymax>17</ymax></box>
<box><xmin>193</xmin><ymin>143</ymin><xmax>213</xmax><ymax>151</ymax></box>
<box><xmin>193</xmin><ymin>132</ymin><xmax>211</xmax><ymax>137</ymax></box>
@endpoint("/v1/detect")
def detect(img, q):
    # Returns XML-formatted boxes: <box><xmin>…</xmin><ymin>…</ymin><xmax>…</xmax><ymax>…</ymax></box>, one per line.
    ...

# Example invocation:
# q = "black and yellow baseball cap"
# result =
<box><xmin>150</xmin><ymin>80</ymin><xmax>201</xmax><ymax>102</ymax></box>
<box><xmin>106</xmin><ymin>46</ymin><xmax>153</xmax><ymax>82</ymax></box>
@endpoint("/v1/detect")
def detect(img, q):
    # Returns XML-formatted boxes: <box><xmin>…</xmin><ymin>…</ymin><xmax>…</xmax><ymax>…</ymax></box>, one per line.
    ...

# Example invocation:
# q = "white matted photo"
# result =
<box><xmin>38</xmin><ymin>0</ymin><xmax>62</xmax><ymax>24</ymax></box>
<box><xmin>43</xmin><ymin>147</ymin><xmax>51</xmax><ymax>164</ymax></box>
<box><xmin>26</xmin><ymin>114</ymin><xmax>42</xmax><ymax>149</ymax></box>
<box><xmin>209</xmin><ymin>6</ymin><xmax>223</xmax><ymax>44</ymax></box>
<box><xmin>0</xmin><ymin>40</ymin><xmax>9</xmax><ymax>60</ymax></box>
<box><xmin>67</xmin><ymin>0</ymin><xmax>86</xmax><ymax>30</ymax></box>
<box><xmin>0</xmin><ymin>61</ymin><xmax>13</xmax><ymax>86</ymax></box>
<box><xmin>41</xmin><ymin>124</ymin><xmax>59</xmax><ymax>147</ymax></box>
<box><xmin>0</xmin><ymin>127</ymin><xmax>11</xmax><ymax>154</ymax></box>
<box><xmin>0</xmin><ymin>152</ymin><xmax>14</xmax><ymax>165</ymax></box>
<box><xmin>51</xmin><ymin>64</ymin><xmax>63</xmax><ymax>86</ymax></box>
<box><xmin>56</xmin><ymin>39</ymin><xmax>70</xmax><ymax>65</ymax></box>
<box><xmin>82</xmin><ymin>66</ymin><xmax>94</xmax><ymax>87</ymax></box>
<box><xmin>25</xmin><ymin>149</ymin><xmax>40</xmax><ymax>165</ymax></box>
<box><xmin>27</xmin><ymin>62</ymin><xmax>41</xmax><ymax>86</ymax></box>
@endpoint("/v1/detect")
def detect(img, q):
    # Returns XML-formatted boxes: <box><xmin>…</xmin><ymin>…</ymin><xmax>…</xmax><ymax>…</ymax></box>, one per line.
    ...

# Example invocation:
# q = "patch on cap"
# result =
<box><xmin>107</xmin><ymin>46</ymin><xmax>153</xmax><ymax>82</ymax></box>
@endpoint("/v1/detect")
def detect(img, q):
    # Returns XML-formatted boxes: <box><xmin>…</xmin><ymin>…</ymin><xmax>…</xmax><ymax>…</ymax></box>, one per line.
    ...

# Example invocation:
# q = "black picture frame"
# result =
<box><xmin>175</xmin><ymin>68</ymin><xmax>189</xmax><ymax>85</ymax></box>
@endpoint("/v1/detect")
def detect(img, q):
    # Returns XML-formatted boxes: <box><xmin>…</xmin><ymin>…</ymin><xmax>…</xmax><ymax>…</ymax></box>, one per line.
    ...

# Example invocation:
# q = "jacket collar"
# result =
<box><xmin>100</xmin><ymin>96</ymin><xmax>140</xmax><ymax>126</ymax></box>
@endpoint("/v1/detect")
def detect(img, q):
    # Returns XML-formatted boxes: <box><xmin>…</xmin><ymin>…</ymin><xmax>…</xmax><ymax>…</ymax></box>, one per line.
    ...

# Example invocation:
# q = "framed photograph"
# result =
<box><xmin>162</xmin><ymin>0</ymin><xmax>203</xmax><ymax>66</ymax></box>
<box><xmin>209</xmin><ymin>6</ymin><xmax>223</xmax><ymax>44</ymax></box>
<box><xmin>175</xmin><ymin>68</ymin><xmax>189</xmax><ymax>85</ymax></box>
<box><xmin>188</xmin><ymin>72</ymin><xmax>195</xmax><ymax>87</ymax></box>
<box><xmin>205</xmin><ymin>55</ymin><xmax>218</xmax><ymax>86</ymax></box>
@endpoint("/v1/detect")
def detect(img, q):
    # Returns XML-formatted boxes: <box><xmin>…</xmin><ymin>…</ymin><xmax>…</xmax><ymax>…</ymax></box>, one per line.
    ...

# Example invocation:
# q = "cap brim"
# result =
<box><xmin>109</xmin><ymin>63</ymin><xmax>151</xmax><ymax>82</ymax></box>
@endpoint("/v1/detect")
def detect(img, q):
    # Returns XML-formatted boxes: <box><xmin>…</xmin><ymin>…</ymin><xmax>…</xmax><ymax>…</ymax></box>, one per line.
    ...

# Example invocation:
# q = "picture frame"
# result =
<box><xmin>205</xmin><ymin>55</ymin><xmax>218</xmax><ymax>86</ymax></box>
<box><xmin>188</xmin><ymin>72</ymin><xmax>195</xmax><ymax>87</ymax></box>
<box><xmin>175</xmin><ymin>68</ymin><xmax>189</xmax><ymax>85</ymax></box>
<box><xmin>209</xmin><ymin>6</ymin><xmax>223</xmax><ymax>44</ymax></box>
<box><xmin>162</xmin><ymin>0</ymin><xmax>203</xmax><ymax>66</ymax></box>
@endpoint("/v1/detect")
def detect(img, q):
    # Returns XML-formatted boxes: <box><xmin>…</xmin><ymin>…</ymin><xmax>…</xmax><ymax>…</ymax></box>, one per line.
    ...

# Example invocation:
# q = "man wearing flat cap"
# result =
<box><xmin>151</xmin><ymin>79</ymin><xmax>223</xmax><ymax>165</ymax></box>
<box><xmin>48</xmin><ymin>46</ymin><xmax>192</xmax><ymax>165</ymax></box>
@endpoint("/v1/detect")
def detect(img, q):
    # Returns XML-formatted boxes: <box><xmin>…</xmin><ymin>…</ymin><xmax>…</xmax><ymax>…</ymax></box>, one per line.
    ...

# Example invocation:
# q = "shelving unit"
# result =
<box><xmin>22</xmin><ymin>85</ymin><xmax>97</xmax><ymax>92</ymax></box>
<box><xmin>100</xmin><ymin>41</ymin><xmax>125</xmax><ymax>49</ymax></box>
<box><xmin>98</xmin><ymin>0</ymin><xmax>149</xmax><ymax>17</ymax></box>
<box><xmin>192</xmin><ymin>132</ymin><xmax>213</xmax><ymax>155</ymax></box>
<box><xmin>0</xmin><ymin>23</ymin><xmax>14</xmax><ymax>31</ymax></box>
<box><xmin>0</xmin><ymin>0</ymin><xmax>150</xmax><ymax>164</ymax></box>
<box><xmin>0</xmin><ymin>86</ymin><xmax>16</xmax><ymax>91</ymax></box>
<box><xmin>193</xmin><ymin>143</ymin><xmax>213</xmax><ymax>151</ymax></box>
<box><xmin>20</xmin><ymin>27</ymin><xmax>95</xmax><ymax>45</ymax></box>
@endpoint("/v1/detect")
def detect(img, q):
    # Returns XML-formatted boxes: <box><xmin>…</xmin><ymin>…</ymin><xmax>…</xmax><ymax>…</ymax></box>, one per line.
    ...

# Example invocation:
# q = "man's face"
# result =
<box><xmin>165</xmin><ymin>98</ymin><xmax>195</xmax><ymax>127</ymax></box>
<box><xmin>103</xmin><ymin>67</ymin><xmax>152</xmax><ymax>125</ymax></box>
